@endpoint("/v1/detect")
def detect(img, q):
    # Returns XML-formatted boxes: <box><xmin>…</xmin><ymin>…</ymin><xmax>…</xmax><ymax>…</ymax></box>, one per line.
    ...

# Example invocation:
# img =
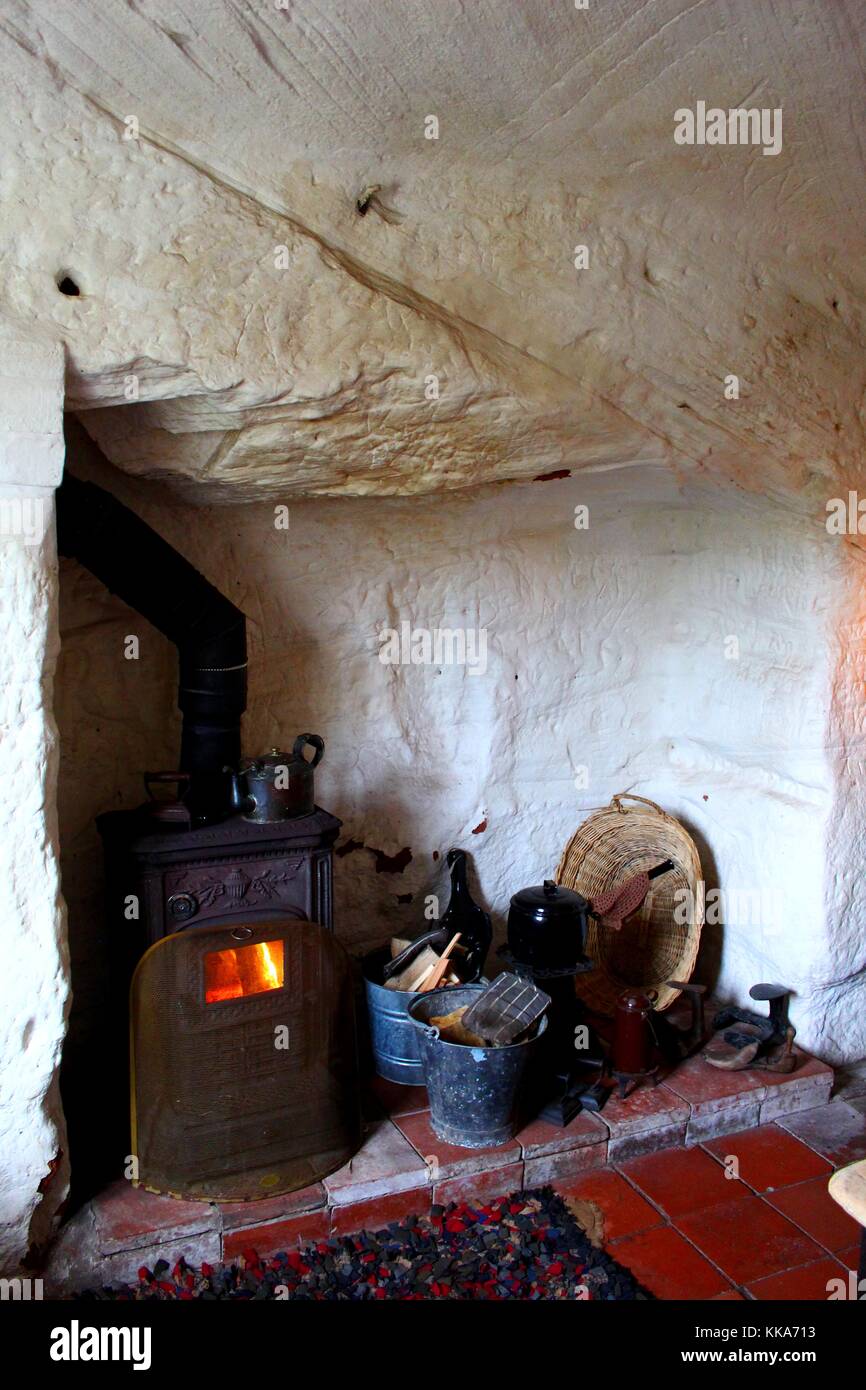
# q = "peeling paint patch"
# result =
<box><xmin>336</xmin><ymin>839</ymin><xmax>413</xmax><ymax>873</ymax></box>
<box><xmin>335</xmin><ymin>838</ymin><xmax>365</xmax><ymax>858</ymax></box>
<box><xmin>373</xmin><ymin>847</ymin><xmax>413</xmax><ymax>874</ymax></box>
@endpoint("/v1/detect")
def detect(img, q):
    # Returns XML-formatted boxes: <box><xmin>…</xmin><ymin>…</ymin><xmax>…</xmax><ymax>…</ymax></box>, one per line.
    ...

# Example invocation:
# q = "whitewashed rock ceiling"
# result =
<box><xmin>2</xmin><ymin>0</ymin><xmax>864</xmax><ymax>501</ymax></box>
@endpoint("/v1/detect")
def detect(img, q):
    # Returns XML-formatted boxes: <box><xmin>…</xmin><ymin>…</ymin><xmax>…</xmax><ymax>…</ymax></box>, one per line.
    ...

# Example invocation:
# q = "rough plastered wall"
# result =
<box><xmin>3</xmin><ymin>1</ymin><xmax>864</xmax><ymax>509</ymax></box>
<box><xmin>824</xmin><ymin>550</ymin><xmax>866</xmax><ymax>1059</ymax></box>
<box><xmin>0</xmin><ymin>327</ymin><xmax>68</xmax><ymax>1274</ymax></box>
<box><xmin>55</xmin><ymin>456</ymin><xmax>864</xmax><ymax>1066</ymax></box>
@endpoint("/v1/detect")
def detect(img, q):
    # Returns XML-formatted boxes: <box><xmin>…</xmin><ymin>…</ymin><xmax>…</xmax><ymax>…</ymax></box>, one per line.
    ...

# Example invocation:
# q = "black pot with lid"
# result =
<box><xmin>506</xmin><ymin>879</ymin><xmax>592</xmax><ymax>974</ymax></box>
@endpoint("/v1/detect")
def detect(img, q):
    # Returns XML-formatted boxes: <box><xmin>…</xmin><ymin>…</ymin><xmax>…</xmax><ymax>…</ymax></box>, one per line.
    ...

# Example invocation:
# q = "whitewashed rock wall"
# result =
<box><xmin>0</xmin><ymin>328</ymin><xmax>68</xmax><ymax>1274</ymax></box>
<box><xmin>823</xmin><ymin>551</ymin><xmax>866</xmax><ymax>1059</ymax></box>
<box><xmin>2</xmin><ymin>0</ymin><xmax>864</xmax><ymax>1282</ymax></box>
<box><xmin>56</xmin><ymin>458</ymin><xmax>865</xmax><ymax>1066</ymax></box>
<box><xmin>3</xmin><ymin>3</ymin><xmax>864</xmax><ymax>509</ymax></box>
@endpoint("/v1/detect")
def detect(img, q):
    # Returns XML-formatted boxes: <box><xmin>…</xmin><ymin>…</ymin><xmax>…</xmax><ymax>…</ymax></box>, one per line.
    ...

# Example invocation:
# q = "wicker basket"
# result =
<box><xmin>556</xmin><ymin>793</ymin><xmax>703</xmax><ymax>1014</ymax></box>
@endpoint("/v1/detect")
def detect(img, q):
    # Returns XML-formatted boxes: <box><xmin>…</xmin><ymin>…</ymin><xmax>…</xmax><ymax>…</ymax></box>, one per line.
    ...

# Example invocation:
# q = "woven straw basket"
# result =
<box><xmin>556</xmin><ymin>793</ymin><xmax>703</xmax><ymax>1014</ymax></box>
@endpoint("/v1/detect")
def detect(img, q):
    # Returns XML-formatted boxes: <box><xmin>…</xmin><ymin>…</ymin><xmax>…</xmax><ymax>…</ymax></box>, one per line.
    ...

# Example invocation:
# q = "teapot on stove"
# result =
<box><xmin>225</xmin><ymin>736</ymin><xmax>324</xmax><ymax>822</ymax></box>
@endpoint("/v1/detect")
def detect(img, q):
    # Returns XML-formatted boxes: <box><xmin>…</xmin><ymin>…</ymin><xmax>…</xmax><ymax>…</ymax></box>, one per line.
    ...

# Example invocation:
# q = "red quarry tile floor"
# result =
<box><xmin>675</xmin><ymin>1193</ymin><xmax>825</xmax><ymax>1285</ymax></box>
<box><xmin>702</xmin><ymin>1123</ymin><xmax>832</xmax><ymax>1191</ymax></box>
<box><xmin>620</xmin><ymin>1144</ymin><xmax>750</xmax><ymax>1217</ymax></box>
<box><xmin>559</xmin><ymin>1117</ymin><xmax>863</xmax><ymax>1300</ymax></box>
<box><xmin>763</xmin><ymin>1175</ymin><xmax>862</xmax><ymax>1252</ymax></box>
<box><xmin>559</xmin><ymin>1168</ymin><xmax>664</xmax><ymax>1242</ymax></box>
<box><xmin>607</xmin><ymin>1225</ymin><xmax>734</xmax><ymax>1300</ymax></box>
<box><xmin>746</xmin><ymin>1258</ymin><xmax>852</xmax><ymax>1301</ymax></box>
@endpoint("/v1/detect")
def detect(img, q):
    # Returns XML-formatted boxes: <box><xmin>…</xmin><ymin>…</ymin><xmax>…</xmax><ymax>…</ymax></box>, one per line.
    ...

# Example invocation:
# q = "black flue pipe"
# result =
<box><xmin>57</xmin><ymin>417</ymin><xmax>247</xmax><ymax>823</ymax></box>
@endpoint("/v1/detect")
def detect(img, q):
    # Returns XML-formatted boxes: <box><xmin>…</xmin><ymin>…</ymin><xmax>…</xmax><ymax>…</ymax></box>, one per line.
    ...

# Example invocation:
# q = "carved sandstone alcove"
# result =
<box><xmin>1</xmin><ymin>0</ymin><xmax>865</xmax><ymax>1276</ymax></box>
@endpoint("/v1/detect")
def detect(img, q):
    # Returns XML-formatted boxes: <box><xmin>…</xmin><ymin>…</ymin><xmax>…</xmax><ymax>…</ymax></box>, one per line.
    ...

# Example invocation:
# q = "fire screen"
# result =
<box><xmin>130</xmin><ymin>918</ymin><xmax>360</xmax><ymax>1201</ymax></box>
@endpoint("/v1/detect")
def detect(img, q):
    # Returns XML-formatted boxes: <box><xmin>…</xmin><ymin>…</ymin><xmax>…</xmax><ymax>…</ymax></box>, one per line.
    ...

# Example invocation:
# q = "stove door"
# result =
<box><xmin>130</xmin><ymin>917</ymin><xmax>361</xmax><ymax>1201</ymax></box>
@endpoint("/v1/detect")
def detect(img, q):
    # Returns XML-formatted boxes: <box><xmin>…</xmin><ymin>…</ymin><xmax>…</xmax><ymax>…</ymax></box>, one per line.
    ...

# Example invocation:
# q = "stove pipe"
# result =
<box><xmin>56</xmin><ymin>417</ymin><xmax>247</xmax><ymax>823</ymax></box>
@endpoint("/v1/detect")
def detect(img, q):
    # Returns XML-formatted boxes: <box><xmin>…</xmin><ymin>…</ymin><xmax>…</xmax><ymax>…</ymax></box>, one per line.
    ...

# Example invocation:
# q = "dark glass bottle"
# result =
<box><xmin>440</xmin><ymin>848</ymin><xmax>492</xmax><ymax>981</ymax></box>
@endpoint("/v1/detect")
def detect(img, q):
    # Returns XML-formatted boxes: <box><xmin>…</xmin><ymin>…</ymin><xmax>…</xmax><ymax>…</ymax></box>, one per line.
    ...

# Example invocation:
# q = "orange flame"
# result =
<box><xmin>205</xmin><ymin>938</ymin><xmax>285</xmax><ymax>1004</ymax></box>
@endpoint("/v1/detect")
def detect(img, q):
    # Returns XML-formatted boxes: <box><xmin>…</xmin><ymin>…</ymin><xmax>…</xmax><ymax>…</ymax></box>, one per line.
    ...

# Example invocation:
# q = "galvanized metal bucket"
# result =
<box><xmin>363</xmin><ymin>947</ymin><xmax>426</xmax><ymax>1086</ymax></box>
<box><xmin>409</xmin><ymin>984</ymin><xmax>548</xmax><ymax>1148</ymax></box>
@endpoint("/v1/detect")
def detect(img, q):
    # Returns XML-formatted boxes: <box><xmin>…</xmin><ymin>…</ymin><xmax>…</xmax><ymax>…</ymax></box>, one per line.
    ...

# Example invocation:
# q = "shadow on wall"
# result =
<box><xmin>55</xmin><ymin>553</ymin><xmax>178</xmax><ymax>1210</ymax></box>
<box><xmin>677</xmin><ymin>816</ymin><xmax>722</xmax><ymax>1000</ymax></box>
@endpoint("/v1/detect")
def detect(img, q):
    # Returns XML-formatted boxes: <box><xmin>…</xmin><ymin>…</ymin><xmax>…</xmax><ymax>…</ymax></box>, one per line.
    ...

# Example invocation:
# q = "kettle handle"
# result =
<box><xmin>292</xmin><ymin>733</ymin><xmax>324</xmax><ymax>767</ymax></box>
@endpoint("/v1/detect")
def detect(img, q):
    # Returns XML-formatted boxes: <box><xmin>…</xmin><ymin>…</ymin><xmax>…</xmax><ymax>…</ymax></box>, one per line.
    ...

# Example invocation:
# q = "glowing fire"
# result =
<box><xmin>204</xmin><ymin>939</ymin><xmax>285</xmax><ymax>1004</ymax></box>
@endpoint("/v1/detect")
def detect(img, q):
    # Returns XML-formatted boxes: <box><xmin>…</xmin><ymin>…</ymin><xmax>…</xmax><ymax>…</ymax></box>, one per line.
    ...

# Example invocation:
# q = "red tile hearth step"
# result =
<box><xmin>219</xmin><ymin>1183</ymin><xmax>330</xmax><ymax>1263</ymax></box>
<box><xmin>599</xmin><ymin>1084</ymin><xmax>689</xmax><ymax>1163</ymax></box>
<box><xmin>777</xmin><ymin>1100</ymin><xmax>866</xmax><ymax>1167</ymax></box>
<box><xmin>48</xmin><ymin>1048</ymin><xmax>838</xmax><ymax>1291</ymax></box>
<box><xmin>322</xmin><ymin>1121</ymin><xmax>429</xmax><ymax>1207</ymax></box>
<box><xmin>433</xmin><ymin>1162</ymin><xmax>526</xmax><ymax>1209</ymax></box>
<box><xmin>660</xmin><ymin>1054</ymin><xmax>766</xmax><ymax>1142</ymax></box>
<box><xmin>218</xmin><ymin>1181</ymin><xmax>327</xmax><ymax>1232</ymax></box>
<box><xmin>519</xmin><ymin>1113</ymin><xmax>609</xmax><ymax>1185</ymax></box>
<box><xmin>392</xmin><ymin>1109</ymin><xmax>523</xmax><ymax>1181</ymax></box>
<box><xmin>330</xmin><ymin>1189</ymin><xmax>432</xmax><ymax>1238</ymax></box>
<box><xmin>368</xmin><ymin>1076</ymin><xmax>430</xmax><ymax>1118</ymax></box>
<box><xmin>223</xmin><ymin>1211</ymin><xmax>331</xmax><ymax>1263</ymax></box>
<box><xmin>94</xmin><ymin>1181</ymin><xmax>219</xmax><ymax>1253</ymax></box>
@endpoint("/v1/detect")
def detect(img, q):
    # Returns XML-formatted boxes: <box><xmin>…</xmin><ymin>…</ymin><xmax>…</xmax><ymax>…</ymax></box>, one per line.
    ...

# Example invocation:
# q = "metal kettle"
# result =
<box><xmin>225</xmin><ymin>735</ymin><xmax>324</xmax><ymax>822</ymax></box>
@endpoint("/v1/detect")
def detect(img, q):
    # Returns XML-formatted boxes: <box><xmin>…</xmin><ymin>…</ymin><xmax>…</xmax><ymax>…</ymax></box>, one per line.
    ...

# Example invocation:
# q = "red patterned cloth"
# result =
<box><xmin>590</xmin><ymin>871</ymin><xmax>651</xmax><ymax>931</ymax></box>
